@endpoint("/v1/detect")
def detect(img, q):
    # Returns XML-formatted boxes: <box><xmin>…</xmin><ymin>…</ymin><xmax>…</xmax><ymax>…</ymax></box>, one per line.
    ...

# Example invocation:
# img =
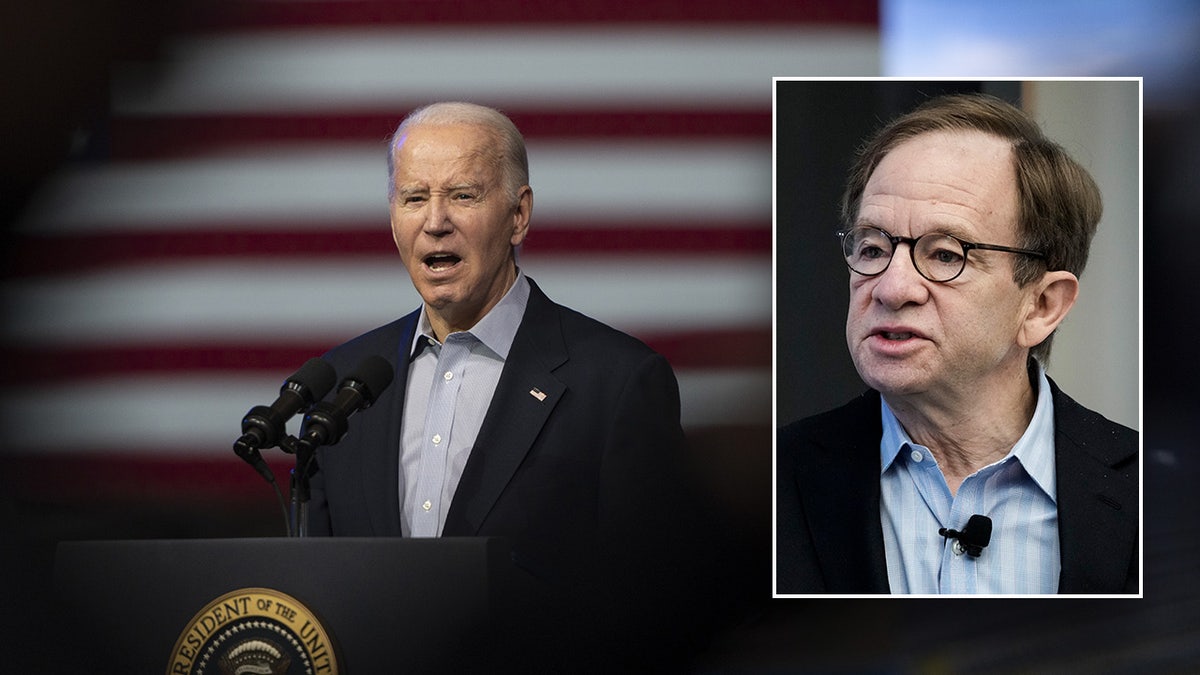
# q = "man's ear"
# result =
<box><xmin>510</xmin><ymin>186</ymin><xmax>533</xmax><ymax>247</ymax></box>
<box><xmin>1017</xmin><ymin>270</ymin><xmax>1079</xmax><ymax>349</ymax></box>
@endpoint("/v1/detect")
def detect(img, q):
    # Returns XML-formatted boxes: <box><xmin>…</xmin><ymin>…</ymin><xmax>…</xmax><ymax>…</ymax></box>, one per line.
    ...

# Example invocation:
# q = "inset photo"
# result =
<box><xmin>774</xmin><ymin>78</ymin><xmax>1141</xmax><ymax>597</ymax></box>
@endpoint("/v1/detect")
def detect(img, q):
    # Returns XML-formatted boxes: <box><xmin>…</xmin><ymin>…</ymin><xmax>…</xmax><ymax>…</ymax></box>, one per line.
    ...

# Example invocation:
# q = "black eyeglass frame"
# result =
<box><xmin>836</xmin><ymin>226</ymin><xmax>1048</xmax><ymax>283</ymax></box>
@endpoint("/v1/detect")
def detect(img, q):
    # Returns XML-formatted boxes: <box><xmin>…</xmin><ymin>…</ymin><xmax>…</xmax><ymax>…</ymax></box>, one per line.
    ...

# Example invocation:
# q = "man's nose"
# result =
<box><xmin>423</xmin><ymin>197</ymin><xmax>453</xmax><ymax>235</ymax></box>
<box><xmin>870</xmin><ymin>246</ymin><xmax>929</xmax><ymax>308</ymax></box>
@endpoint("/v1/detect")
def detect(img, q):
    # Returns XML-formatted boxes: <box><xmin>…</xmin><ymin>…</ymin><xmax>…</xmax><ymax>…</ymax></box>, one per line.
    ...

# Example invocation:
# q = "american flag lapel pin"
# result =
<box><xmin>529</xmin><ymin>387</ymin><xmax>548</xmax><ymax>402</ymax></box>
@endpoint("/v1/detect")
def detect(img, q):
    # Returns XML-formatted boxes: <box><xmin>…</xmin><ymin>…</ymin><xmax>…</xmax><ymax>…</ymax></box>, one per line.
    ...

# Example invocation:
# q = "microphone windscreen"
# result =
<box><xmin>292</xmin><ymin>357</ymin><xmax>338</xmax><ymax>399</ymax></box>
<box><xmin>966</xmin><ymin>514</ymin><xmax>993</xmax><ymax>546</ymax></box>
<box><xmin>348</xmin><ymin>355</ymin><xmax>395</xmax><ymax>404</ymax></box>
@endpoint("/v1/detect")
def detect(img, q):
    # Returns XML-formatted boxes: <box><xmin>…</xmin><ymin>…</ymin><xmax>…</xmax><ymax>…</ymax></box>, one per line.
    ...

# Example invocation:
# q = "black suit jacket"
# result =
<box><xmin>776</xmin><ymin>380</ymin><xmax>1139</xmax><ymax>594</ymax></box>
<box><xmin>307</xmin><ymin>278</ymin><xmax>689</xmax><ymax>587</ymax></box>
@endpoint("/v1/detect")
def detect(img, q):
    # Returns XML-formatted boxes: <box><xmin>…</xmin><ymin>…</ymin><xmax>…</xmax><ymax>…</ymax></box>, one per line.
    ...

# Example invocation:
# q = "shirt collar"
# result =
<box><xmin>878</xmin><ymin>363</ymin><xmax>1057</xmax><ymax>501</ymax></box>
<box><xmin>879</xmin><ymin>400</ymin><xmax>910</xmax><ymax>475</ymax></box>
<box><xmin>408</xmin><ymin>270</ymin><xmax>530</xmax><ymax>361</ymax></box>
<box><xmin>1013</xmin><ymin>363</ymin><xmax>1057</xmax><ymax>502</ymax></box>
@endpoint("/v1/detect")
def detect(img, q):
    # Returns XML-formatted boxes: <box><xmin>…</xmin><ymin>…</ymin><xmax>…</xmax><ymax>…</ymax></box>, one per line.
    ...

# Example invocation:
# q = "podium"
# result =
<box><xmin>54</xmin><ymin>537</ymin><xmax>526</xmax><ymax>673</ymax></box>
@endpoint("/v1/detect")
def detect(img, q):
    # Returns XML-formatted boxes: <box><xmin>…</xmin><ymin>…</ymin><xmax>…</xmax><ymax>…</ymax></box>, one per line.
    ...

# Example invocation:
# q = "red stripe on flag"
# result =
<box><xmin>0</xmin><ymin>328</ymin><xmax>770</xmax><ymax>385</ymax></box>
<box><xmin>3</xmin><ymin>345</ymin><xmax>329</xmax><ymax>384</ymax></box>
<box><xmin>3</xmin><ymin>453</ymin><xmax>300</xmax><ymax>503</ymax></box>
<box><xmin>109</xmin><ymin>110</ymin><xmax>771</xmax><ymax>160</ymax></box>
<box><xmin>527</xmin><ymin>226</ymin><xmax>769</xmax><ymax>257</ymax></box>
<box><xmin>175</xmin><ymin>1</ymin><xmax>879</xmax><ymax>32</ymax></box>
<box><xmin>3</xmin><ymin>225</ymin><xmax>768</xmax><ymax>277</ymax></box>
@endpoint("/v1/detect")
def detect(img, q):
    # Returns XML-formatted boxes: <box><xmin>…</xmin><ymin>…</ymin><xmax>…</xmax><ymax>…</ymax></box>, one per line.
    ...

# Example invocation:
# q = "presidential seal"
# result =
<box><xmin>167</xmin><ymin>588</ymin><xmax>338</xmax><ymax>675</ymax></box>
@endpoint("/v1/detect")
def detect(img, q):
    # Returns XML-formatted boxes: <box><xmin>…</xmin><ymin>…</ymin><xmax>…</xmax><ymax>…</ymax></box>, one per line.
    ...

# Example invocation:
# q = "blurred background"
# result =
<box><xmin>2</xmin><ymin>0</ymin><xmax>1197</xmax><ymax>672</ymax></box>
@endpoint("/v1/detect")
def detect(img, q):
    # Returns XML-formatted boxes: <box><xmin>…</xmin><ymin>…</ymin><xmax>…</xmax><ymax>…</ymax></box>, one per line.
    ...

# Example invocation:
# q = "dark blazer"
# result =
<box><xmin>776</xmin><ymin>380</ymin><xmax>1139</xmax><ymax>594</ymax></box>
<box><xmin>307</xmin><ymin>277</ymin><xmax>689</xmax><ymax>587</ymax></box>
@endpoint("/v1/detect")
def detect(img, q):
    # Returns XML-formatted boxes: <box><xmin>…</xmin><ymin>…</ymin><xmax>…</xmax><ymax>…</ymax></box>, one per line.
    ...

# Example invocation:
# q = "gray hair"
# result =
<box><xmin>386</xmin><ymin>102</ymin><xmax>530</xmax><ymax>204</ymax></box>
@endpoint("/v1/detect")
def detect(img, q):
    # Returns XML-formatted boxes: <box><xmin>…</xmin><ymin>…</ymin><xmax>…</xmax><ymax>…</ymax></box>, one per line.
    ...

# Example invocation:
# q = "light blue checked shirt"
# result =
<box><xmin>879</xmin><ymin>365</ymin><xmax>1060</xmax><ymax>594</ymax></box>
<box><xmin>399</xmin><ymin>272</ymin><xmax>530</xmax><ymax>538</ymax></box>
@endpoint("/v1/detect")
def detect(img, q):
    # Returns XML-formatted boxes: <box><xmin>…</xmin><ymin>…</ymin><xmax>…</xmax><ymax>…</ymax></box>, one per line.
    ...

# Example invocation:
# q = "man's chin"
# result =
<box><xmin>414</xmin><ymin>282</ymin><xmax>461</xmax><ymax>308</ymax></box>
<box><xmin>417</xmin><ymin>293</ymin><xmax>463</xmax><ymax>319</ymax></box>
<box><xmin>855</xmin><ymin>364</ymin><xmax>931</xmax><ymax>398</ymax></box>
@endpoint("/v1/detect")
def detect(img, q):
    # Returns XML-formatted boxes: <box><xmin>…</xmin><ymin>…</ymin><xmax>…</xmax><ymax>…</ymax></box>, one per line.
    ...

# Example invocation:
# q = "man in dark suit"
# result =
<box><xmin>306</xmin><ymin>102</ymin><xmax>704</xmax><ymax>666</ymax></box>
<box><xmin>776</xmin><ymin>93</ymin><xmax>1138</xmax><ymax>595</ymax></box>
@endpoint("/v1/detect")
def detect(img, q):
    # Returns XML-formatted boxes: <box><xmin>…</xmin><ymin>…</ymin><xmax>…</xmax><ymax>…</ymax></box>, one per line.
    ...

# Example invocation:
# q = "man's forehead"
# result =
<box><xmin>394</xmin><ymin>121</ymin><xmax>497</xmax><ymax>156</ymax></box>
<box><xmin>862</xmin><ymin>129</ymin><xmax>1020</xmax><ymax>237</ymax></box>
<box><xmin>394</xmin><ymin>169</ymin><xmax>497</xmax><ymax>196</ymax></box>
<box><xmin>393</xmin><ymin>124</ymin><xmax>499</xmax><ymax>178</ymax></box>
<box><xmin>398</xmin><ymin>158</ymin><xmax>489</xmax><ymax>182</ymax></box>
<box><xmin>869</xmin><ymin>130</ymin><xmax>1016</xmax><ymax>191</ymax></box>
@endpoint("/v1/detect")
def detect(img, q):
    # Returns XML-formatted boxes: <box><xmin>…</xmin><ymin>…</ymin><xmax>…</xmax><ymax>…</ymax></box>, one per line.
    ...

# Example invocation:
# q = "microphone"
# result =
<box><xmin>296</xmin><ymin>355</ymin><xmax>395</xmax><ymax>451</ymax></box>
<box><xmin>939</xmin><ymin>514</ymin><xmax>993</xmax><ymax>558</ymax></box>
<box><xmin>234</xmin><ymin>357</ymin><xmax>337</xmax><ymax>481</ymax></box>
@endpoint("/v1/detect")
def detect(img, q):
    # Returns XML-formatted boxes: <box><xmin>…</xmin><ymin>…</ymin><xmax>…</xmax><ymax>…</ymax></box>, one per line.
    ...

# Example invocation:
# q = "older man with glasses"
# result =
<box><xmin>776</xmin><ymin>93</ymin><xmax>1138</xmax><ymax>595</ymax></box>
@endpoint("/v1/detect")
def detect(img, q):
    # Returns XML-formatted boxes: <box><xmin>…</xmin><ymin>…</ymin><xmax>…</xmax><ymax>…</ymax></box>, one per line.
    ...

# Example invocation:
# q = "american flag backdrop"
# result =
<box><xmin>1</xmin><ymin>3</ymin><xmax>878</xmax><ymax>521</ymax></box>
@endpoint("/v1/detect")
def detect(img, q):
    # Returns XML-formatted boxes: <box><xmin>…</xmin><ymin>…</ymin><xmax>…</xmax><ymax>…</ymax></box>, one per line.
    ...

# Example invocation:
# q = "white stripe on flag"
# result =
<box><xmin>18</xmin><ymin>141</ymin><xmax>770</xmax><ymax>231</ymax></box>
<box><xmin>1</xmin><ymin>256</ymin><xmax>770</xmax><ymax>345</ymax></box>
<box><xmin>113</xmin><ymin>27</ymin><xmax>879</xmax><ymax>114</ymax></box>
<box><xmin>0</xmin><ymin>368</ymin><xmax>769</xmax><ymax>453</ymax></box>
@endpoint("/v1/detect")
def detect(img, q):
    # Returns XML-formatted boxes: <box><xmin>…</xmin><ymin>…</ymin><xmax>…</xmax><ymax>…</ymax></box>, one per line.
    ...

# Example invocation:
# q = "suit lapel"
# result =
<box><xmin>357</xmin><ymin>311</ymin><xmax>419</xmax><ymax>536</ymax></box>
<box><xmin>1051</xmin><ymin>383</ymin><xmax>1138</xmax><ymax>593</ymax></box>
<box><xmin>794</xmin><ymin>384</ymin><xmax>1135</xmax><ymax>594</ymax></box>
<box><xmin>797</xmin><ymin>392</ymin><xmax>891</xmax><ymax>593</ymax></box>
<box><xmin>444</xmin><ymin>279</ymin><xmax>567</xmax><ymax>535</ymax></box>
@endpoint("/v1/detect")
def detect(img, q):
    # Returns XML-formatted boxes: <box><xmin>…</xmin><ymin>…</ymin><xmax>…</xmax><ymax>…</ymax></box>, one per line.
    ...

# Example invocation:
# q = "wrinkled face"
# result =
<box><xmin>845</xmin><ymin>130</ymin><xmax>1035</xmax><ymax>402</ymax></box>
<box><xmin>389</xmin><ymin>123</ymin><xmax>531</xmax><ymax>336</ymax></box>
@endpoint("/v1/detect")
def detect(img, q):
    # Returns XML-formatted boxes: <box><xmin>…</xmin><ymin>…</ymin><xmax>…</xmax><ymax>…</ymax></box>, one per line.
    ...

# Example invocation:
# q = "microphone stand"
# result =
<box><xmin>280</xmin><ymin>435</ymin><xmax>313</xmax><ymax>537</ymax></box>
<box><xmin>274</xmin><ymin>356</ymin><xmax>394</xmax><ymax>537</ymax></box>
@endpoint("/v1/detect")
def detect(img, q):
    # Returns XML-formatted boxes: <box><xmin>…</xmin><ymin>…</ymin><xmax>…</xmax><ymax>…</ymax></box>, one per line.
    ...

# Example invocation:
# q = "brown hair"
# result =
<box><xmin>840</xmin><ymin>93</ymin><xmax>1103</xmax><ymax>364</ymax></box>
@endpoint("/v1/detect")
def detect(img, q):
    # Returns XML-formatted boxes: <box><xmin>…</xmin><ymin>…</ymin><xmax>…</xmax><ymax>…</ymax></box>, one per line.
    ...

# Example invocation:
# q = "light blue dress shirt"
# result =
<box><xmin>879</xmin><ymin>365</ymin><xmax>1061</xmax><ymax>594</ymax></box>
<box><xmin>399</xmin><ymin>272</ymin><xmax>530</xmax><ymax>537</ymax></box>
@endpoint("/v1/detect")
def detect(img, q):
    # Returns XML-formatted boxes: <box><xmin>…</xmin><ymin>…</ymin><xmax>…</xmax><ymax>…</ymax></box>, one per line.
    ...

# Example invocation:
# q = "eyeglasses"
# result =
<box><xmin>837</xmin><ymin>226</ymin><xmax>1047</xmax><ymax>283</ymax></box>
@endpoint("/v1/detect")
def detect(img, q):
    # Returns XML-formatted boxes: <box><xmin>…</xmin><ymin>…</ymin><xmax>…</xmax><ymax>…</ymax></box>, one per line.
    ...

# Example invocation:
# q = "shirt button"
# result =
<box><xmin>432</xmin><ymin>434</ymin><xmax>442</xmax><ymax>445</ymax></box>
<box><xmin>422</xmin><ymin>500</ymin><xmax>432</xmax><ymax>511</ymax></box>
<box><xmin>443</xmin><ymin>371</ymin><xmax>454</xmax><ymax>381</ymax></box>
<box><xmin>910</xmin><ymin>449</ymin><xmax>923</xmax><ymax>462</ymax></box>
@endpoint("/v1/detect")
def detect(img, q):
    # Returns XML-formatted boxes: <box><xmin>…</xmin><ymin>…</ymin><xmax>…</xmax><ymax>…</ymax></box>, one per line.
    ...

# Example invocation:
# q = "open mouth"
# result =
<box><xmin>880</xmin><ymin>332</ymin><xmax>914</xmax><ymax>341</ymax></box>
<box><xmin>424</xmin><ymin>253</ymin><xmax>462</xmax><ymax>271</ymax></box>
